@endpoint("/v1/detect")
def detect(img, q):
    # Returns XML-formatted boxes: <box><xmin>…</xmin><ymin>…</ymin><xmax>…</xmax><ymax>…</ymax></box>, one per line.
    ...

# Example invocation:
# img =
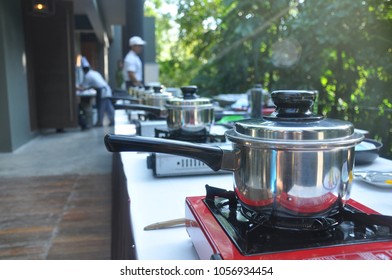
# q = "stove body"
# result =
<box><xmin>185</xmin><ymin>185</ymin><xmax>392</xmax><ymax>260</ymax></box>
<box><xmin>132</xmin><ymin>119</ymin><xmax>167</xmax><ymax>137</ymax></box>
<box><xmin>128</xmin><ymin>109</ymin><xmax>232</xmax><ymax>177</ymax></box>
<box><xmin>146</xmin><ymin>126</ymin><xmax>231</xmax><ymax>177</ymax></box>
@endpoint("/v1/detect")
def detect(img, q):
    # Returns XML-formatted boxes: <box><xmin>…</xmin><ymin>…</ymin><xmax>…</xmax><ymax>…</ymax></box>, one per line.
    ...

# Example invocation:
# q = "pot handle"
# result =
<box><xmin>108</xmin><ymin>96</ymin><xmax>139</xmax><ymax>103</ymax></box>
<box><xmin>113</xmin><ymin>104</ymin><xmax>167</xmax><ymax>118</ymax></box>
<box><xmin>104</xmin><ymin>134</ymin><xmax>225</xmax><ymax>171</ymax></box>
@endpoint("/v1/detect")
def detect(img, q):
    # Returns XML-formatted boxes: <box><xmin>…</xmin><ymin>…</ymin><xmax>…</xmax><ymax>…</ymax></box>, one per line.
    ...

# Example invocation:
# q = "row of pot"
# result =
<box><xmin>129</xmin><ymin>85</ymin><xmax>173</xmax><ymax>107</ymax></box>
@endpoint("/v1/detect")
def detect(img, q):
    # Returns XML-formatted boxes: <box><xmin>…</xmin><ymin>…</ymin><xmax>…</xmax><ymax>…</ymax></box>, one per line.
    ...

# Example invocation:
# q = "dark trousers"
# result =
<box><xmin>95</xmin><ymin>88</ymin><xmax>102</xmax><ymax>124</ymax></box>
<box><xmin>97</xmin><ymin>98</ymin><xmax>115</xmax><ymax>125</ymax></box>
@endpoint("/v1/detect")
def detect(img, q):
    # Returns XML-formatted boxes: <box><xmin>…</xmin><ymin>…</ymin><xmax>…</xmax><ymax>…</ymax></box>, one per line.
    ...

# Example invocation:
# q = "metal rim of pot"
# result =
<box><xmin>226</xmin><ymin>90</ymin><xmax>363</xmax><ymax>149</ymax></box>
<box><xmin>165</xmin><ymin>85</ymin><xmax>214</xmax><ymax>110</ymax></box>
<box><xmin>226</xmin><ymin>123</ymin><xmax>362</xmax><ymax>150</ymax></box>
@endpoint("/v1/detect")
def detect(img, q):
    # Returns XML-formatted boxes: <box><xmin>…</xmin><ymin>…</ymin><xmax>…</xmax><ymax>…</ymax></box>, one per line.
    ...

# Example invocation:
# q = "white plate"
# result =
<box><xmin>355</xmin><ymin>171</ymin><xmax>392</xmax><ymax>189</ymax></box>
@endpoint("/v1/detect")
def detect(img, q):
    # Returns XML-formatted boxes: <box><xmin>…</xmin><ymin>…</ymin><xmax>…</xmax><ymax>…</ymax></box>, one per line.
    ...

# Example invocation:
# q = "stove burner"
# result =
<box><xmin>155</xmin><ymin>128</ymin><xmax>226</xmax><ymax>143</ymax></box>
<box><xmin>239</xmin><ymin>203</ymin><xmax>340</xmax><ymax>231</ymax></box>
<box><xmin>204</xmin><ymin>184</ymin><xmax>392</xmax><ymax>256</ymax></box>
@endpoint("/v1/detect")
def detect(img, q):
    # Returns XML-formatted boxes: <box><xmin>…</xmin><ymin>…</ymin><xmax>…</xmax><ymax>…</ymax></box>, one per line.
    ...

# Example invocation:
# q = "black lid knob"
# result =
<box><xmin>153</xmin><ymin>85</ymin><xmax>163</xmax><ymax>93</ymax></box>
<box><xmin>266</xmin><ymin>90</ymin><xmax>323</xmax><ymax>121</ymax></box>
<box><xmin>180</xmin><ymin>85</ymin><xmax>198</xmax><ymax>99</ymax></box>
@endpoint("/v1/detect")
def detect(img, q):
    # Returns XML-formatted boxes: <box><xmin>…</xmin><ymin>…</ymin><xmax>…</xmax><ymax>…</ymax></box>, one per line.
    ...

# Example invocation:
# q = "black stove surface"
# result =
<box><xmin>204</xmin><ymin>185</ymin><xmax>392</xmax><ymax>256</ymax></box>
<box><xmin>155</xmin><ymin>128</ymin><xmax>226</xmax><ymax>143</ymax></box>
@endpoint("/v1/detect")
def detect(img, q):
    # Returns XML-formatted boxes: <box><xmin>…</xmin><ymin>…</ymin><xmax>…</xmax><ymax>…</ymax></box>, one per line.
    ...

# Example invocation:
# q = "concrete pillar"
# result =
<box><xmin>122</xmin><ymin>0</ymin><xmax>145</xmax><ymax>58</ymax></box>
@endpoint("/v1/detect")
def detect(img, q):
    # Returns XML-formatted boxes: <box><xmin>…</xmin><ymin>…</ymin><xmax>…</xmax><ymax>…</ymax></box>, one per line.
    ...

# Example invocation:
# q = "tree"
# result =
<box><xmin>147</xmin><ymin>0</ymin><xmax>392</xmax><ymax>158</ymax></box>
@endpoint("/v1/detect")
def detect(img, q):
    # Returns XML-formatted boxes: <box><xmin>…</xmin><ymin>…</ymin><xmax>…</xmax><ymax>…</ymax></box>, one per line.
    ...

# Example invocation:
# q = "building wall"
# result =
<box><xmin>23</xmin><ymin>0</ymin><xmax>77</xmax><ymax>130</ymax></box>
<box><xmin>143</xmin><ymin>17</ymin><xmax>156</xmax><ymax>64</ymax></box>
<box><xmin>108</xmin><ymin>25</ymin><xmax>123</xmax><ymax>89</ymax></box>
<box><xmin>0</xmin><ymin>0</ymin><xmax>146</xmax><ymax>152</ymax></box>
<box><xmin>143</xmin><ymin>17</ymin><xmax>159</xmax><ymax>84</ymax></box>
<box><xmin>0</xmin><ymin>0</ymin><xmax>34</xmax><ymax>152</ymax></box>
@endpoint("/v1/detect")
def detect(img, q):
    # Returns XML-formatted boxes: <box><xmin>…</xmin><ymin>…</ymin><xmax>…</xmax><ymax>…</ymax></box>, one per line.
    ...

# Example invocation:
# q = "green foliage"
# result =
<box><xmin>146</xmin><ymin>0</ymin><xmax>392</xmax><ymax>159</ymax></box>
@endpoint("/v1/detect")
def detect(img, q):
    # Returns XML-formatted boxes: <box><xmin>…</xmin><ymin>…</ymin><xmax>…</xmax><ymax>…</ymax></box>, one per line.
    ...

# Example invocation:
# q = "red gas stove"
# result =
<box><xmin>185</xmin><ymin>185</ymin><xmax>392</xmax><ymax>260</ymax></box>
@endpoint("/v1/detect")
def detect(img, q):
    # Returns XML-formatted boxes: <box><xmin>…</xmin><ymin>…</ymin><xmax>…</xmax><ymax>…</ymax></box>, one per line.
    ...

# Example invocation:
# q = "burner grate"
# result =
<box><xmin>155</xmin><ymin>128</ymin><xmax>226</xmax><ymax>143</ymax></box>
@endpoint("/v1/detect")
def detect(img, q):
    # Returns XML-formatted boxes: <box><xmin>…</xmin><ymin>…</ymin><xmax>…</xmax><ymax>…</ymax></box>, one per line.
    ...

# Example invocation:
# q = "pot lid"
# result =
<box><xmin>226</xmin><ymin>90</ymin><xmax>364</xmax><ymax>148</ymax></box>
<box><xmin>147</xmin><ymin>85</ymin><xmax>172</xmax><ymax>99</ymax></box>
<box><xmin>166</xmin><ymin>86</ymin><xmax>213</xmax><ymax>107</ymax></box>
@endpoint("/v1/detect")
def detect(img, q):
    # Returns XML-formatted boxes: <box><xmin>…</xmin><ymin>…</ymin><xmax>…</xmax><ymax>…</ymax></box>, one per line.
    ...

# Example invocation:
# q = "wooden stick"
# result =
<box><xmin>144</xmin><ymin>218</ymin><xmax>187</xmax><ymax>231</ymax></box>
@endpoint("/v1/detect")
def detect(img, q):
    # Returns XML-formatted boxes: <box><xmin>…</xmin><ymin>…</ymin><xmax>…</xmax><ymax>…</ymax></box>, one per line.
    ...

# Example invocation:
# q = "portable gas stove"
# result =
<box><xmin>146</xmin><ymin>126</ymin><xmax>231</xmax><ymax>177</ymax></box>
<box><xmin>185</xmin><ymin>185</ymin><xmax>392</xmax><ymax>260</ymax></box>
<box><xmin>127</xmin><ymin>109</ymin><xmax>232</xmax><ymax>177</ymax></box>
<box><xmin>115</xmin><ymin>106</ymin><xmax>167</xmax><ymax>137</ymax></box>
<box><xmin>127</xmin><ymin>108</ymin><xmax>164</xmax><ymax>123</ymax></box>
<box><xmin>132</xmin><ymin>119</ymin><xmax>167</xmax><ymax>137</ymax></box>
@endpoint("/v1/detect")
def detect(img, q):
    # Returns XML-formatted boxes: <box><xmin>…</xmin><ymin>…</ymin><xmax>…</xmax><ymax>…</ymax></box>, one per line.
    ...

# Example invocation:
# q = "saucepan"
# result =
<box><xmin>143</xmin><ymin>85</ymin><xmax>173</xmax><ymax>107</ymax></box>
<box><xmin>114</xmin><ymin>86</ymin><xmax>215</xmax><ymax>132</ymax></box>
<box><xmin>165</xmin><ymin>85</ymin><xmax>214</xmax><ymax>132</ymax></box>
<box><xmin>105</xmin><ymin>90</ymin><xmax>364</xmax><ymax>218</ymax></box>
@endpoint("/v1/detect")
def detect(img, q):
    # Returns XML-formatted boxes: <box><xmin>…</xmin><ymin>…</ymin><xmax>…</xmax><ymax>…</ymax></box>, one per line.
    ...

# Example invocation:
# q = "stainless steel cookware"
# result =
<box><xmin>105</xmin><ymin>90</ymin><xmax>364</xmax><ymax>218</ymax></box>
<box><xmin>114</xmin><ymin>85</ymin><xmax>214</xmax><ymax>132</ymax></box>
<box><xmin>165</xmin><ymin>86</ymin><xmax>214</xmax><ymax>132</ymax></box>
<box><xmin>144</xmin><ymin>86</ymin><xmax>173</xmax><ymax>107</ymax></box>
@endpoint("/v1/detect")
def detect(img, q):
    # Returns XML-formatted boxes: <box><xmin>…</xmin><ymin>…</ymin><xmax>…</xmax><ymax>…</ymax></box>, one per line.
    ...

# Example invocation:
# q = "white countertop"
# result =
<box><xmin>113</xmin><ymin>110</ymin><xmax>392</xmax><ymax>260</ymax></box>
<box><xmin>76</xmin><ymin>88</ymin><xmax>96</xmax><ymax>97</ymax></box>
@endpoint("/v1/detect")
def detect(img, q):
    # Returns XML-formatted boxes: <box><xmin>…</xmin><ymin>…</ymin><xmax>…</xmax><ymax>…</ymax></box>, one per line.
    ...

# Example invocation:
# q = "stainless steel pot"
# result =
<box><xmin>114</xmin><ymin>85</ymin><xmax>215</xmax><ymax>132</ymax></box>
<box><xmin>144</xmin><ymin>86</ymin><xmax>173</xmax><ymax>107</ymax></box>
<box><xmin>165</xmin><ymin>86</ymin><xmax>214</xmax><ymax>132</ymax></box>
<box><xmin>113</xmin><ymin>85</ymin><xmax>171</xmax><ymax>119</ymax></box>
<box><xmin>105</xmin><ymin>90</ymin><xmax>364</xmax><ymax>219</ymax></box>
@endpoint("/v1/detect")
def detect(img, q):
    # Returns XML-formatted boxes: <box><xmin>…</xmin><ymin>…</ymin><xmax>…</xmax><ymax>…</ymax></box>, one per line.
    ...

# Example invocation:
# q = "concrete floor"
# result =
<box><xmin>0</xmin><ymin>126</ymin><xmax>113</xmax><ymax>178</ymax></box>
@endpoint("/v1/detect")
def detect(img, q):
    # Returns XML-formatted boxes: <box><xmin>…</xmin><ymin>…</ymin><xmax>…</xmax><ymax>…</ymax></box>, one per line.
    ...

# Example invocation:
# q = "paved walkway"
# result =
<box><xmin>0</xmin><ymin>126</ymin><xmax>113</xmax><ymax>259</ymax></box>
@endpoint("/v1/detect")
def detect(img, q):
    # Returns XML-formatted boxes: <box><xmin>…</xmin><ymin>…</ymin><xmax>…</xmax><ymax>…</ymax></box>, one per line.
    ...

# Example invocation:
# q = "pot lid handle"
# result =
<box><xmin>181</xmin><ymin>85</ymin><xmax>199</xmax><ymax>100</ymax></box>
<box><xmin>265</xmin><ymin>90</ymin><xmax>323</xmax><ymax>121</ymax></box>
<box><xmin>153</xmin><ymin>85</ymin><xmax>164</xmax><ymax>93</ymax></box>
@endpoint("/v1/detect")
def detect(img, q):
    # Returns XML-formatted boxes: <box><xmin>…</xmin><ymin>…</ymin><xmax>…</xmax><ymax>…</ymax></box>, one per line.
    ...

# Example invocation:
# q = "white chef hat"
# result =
<box><xmin>129</xmin><ymin>36</ymin><xmax>146</xmax><ymax>46</ymax></box>
<box><xmin>81</xmin><ymin>56</ymin><xmax>90</xmax><ymax>67</ymax></box>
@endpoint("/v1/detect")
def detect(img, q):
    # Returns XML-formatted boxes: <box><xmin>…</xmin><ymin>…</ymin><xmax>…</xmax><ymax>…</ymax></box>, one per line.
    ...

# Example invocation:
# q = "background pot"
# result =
<box><xmin>165</xmin><ymin>86</ymin><xmax>214</xmax><ymax>132</ymax></box>
<box><xmin>144</xmin><ymin>86</ymin><xmax>173</xmax><ymax>108</ymax></box>
<box><xmin>113</xmin><ymin>85</ymin><xmax>214</xmax><ymax>131</ymax></box>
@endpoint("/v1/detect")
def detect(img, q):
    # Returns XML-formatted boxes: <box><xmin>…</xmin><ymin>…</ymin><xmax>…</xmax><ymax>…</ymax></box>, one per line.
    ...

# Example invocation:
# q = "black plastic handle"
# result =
<box><xmin>153</xmin><ymin>86</ymin><xmax>163</xmax><ymax>93</ymax></box>
<box><xmin>181</xmin><ymin>85</ymin><xmax>198</xmax><ymax>99</ymax></box>
<box><xmin>266</xmin><ymin>90</ymin><xmax>323</xmax><ymax>120</ymax></box>
<box><xmin>113</xmin><ymin>104</ymin><xmax>166</xmax><ymax>117</ymax></box>
<box><xmin>104</xmin><ymin>134</ymin><xmax>224</xmax><ymax>171</ymax></box>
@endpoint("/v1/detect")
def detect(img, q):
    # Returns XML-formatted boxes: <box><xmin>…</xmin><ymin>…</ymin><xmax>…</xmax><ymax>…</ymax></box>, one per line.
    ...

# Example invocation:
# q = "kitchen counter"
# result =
<box><xmin>111</xmin><ymin>110</ymin><xmax>392</xmax><ymax>260</ymax></box>
<box><xmin>76</xmin><ymin>89</ymin><xmax>97</xmax><ymax>129</ymax></box>
<box><xmin>76</xmin><ymin>88</ymin><xmax>97</xmax><ymax>97</ymax></box>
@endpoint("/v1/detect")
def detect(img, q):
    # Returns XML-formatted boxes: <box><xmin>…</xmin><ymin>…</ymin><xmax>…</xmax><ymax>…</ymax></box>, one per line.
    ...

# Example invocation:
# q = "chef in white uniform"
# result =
<box><xmin>123</xmin><ymin>36</ymin><xmax>146</xmax><ymax>88</ymax></box>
